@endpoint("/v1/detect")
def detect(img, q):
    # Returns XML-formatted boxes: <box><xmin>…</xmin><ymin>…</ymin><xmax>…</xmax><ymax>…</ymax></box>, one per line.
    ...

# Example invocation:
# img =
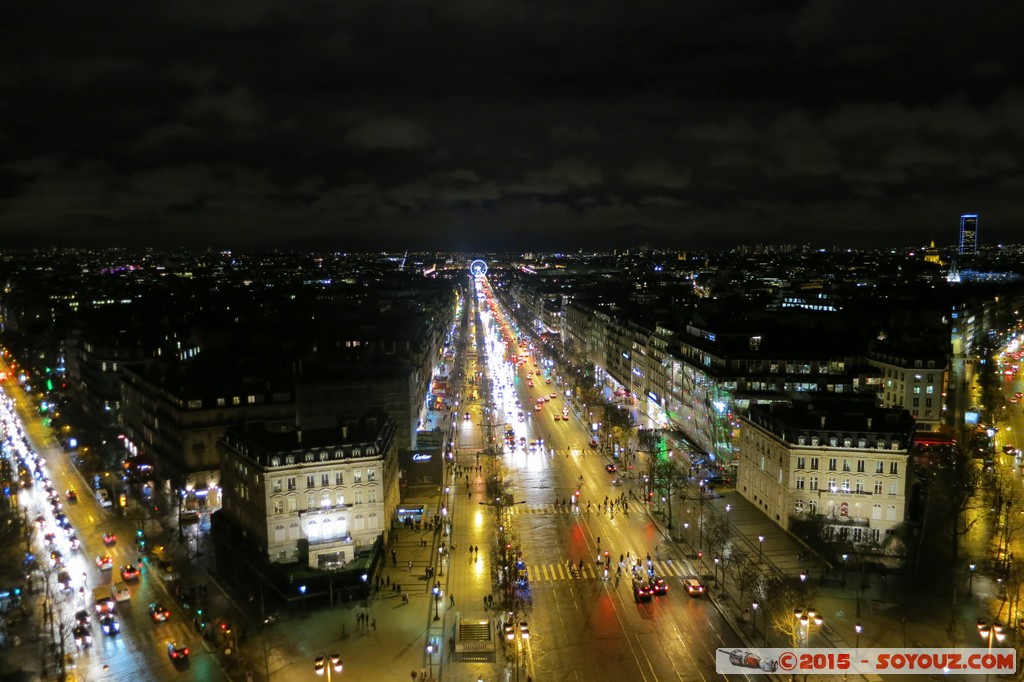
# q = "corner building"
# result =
<box><xmin>219</xmin><ymin>415</ymin><xmax>400</xmax><ymax>569</ymax></box>
<box><xmin>738</xmin><ymin>402</ymin><xmax>915</xmax><ymax>548</ymax></box>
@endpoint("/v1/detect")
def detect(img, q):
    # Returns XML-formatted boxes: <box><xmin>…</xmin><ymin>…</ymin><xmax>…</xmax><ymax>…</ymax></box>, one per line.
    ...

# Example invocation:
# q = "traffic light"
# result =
<box><xmin>697</xmin><ymin>551</ymin><xmax>703</xmax><ymax>560</ymax></box>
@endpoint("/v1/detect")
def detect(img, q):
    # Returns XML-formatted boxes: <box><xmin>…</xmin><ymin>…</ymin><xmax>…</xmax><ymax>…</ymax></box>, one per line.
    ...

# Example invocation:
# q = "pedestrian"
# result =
<box><xmin>386</xmin><ymin>575</ymin><xmax>391</xmax><ymax>587</ymax></box>
<box><xmin>371</xmin><ymin>618</ymin><xmax>376</xmax><ymax>631</ymax></box>
<box><xmin>392</xmin><ymin>549</ymin><xmax>397</xmax><ymax>566</ymax></box>
<box><xmin>408</xmin><ymin>560</ymin><xmax>413</xmax><ymax>571</ymax></box>
<box><xmin>450</xmin><ymin>594</ymin><xmax>455</xmax><ymax>607</ymax></box>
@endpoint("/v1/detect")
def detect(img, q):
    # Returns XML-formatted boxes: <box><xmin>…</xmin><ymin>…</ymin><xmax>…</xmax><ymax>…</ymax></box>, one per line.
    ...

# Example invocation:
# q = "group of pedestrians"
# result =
<box><xmin>356</xmin><ymin>611</ymin><xmax>376</xmax><ymax>631</ymax></box>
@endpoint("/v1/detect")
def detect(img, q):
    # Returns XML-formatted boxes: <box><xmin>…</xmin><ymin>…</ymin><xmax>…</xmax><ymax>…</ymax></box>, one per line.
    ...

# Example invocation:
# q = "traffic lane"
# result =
<box><xmin>525</xmin><ymin>512</ymin><xmax>741</xmax><ymax>681</ymax></box>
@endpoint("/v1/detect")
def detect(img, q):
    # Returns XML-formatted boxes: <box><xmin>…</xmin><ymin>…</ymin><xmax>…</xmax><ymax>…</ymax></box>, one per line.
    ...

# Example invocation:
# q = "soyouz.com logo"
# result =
<box><xmin>716</xmin><ymin>648</ymin><xmax>1017</xmax><ymax>675</ymax></box>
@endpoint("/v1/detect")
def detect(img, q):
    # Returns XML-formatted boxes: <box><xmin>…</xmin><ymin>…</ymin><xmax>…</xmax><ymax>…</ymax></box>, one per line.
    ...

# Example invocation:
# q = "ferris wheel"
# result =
<box><xmin>469</xmin><ymin>259</ymin><xmax>488</xmax><ymax>276</ymax></box>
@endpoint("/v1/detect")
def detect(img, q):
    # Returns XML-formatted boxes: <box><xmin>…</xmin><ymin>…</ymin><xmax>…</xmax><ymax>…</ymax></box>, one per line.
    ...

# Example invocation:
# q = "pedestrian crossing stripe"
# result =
<box><xmin>526</xmin><ymin>558</ymin><xmax>686</xmax><ymax>582</ymax></box>
<box><xmin>506</xmin><ymin>504</ymin><xmax>628</xmax><ymax>516</ymax></box>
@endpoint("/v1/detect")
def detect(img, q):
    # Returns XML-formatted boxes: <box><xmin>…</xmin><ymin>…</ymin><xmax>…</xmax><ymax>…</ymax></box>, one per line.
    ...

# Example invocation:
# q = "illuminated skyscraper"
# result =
<box><xmin>959</xmin><ymin>214</ymin><xmax>978</xmax><ymax>255</ymax></box>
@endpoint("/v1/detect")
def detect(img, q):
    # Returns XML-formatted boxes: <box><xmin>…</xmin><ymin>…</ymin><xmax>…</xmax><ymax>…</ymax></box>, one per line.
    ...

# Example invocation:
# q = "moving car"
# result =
<box><xmin>57</xmin><ymin>570</ymin><xmax>73</xmax><ymax>591</ymax></box>
<box><xmin>120</xmin><ymin>565</ymin><xmax>140</xmax><ymax>581</ymax></box>
<box><xmin>632</xmin><ymin>579</ymin><xmax>653</xmax><ymax>602</ymax></box>
<box><xmin>648</xmin><ymin>576</ymin><xmax>669</xmax><ymax>595</ymax></box>
<box><xmin>95</xmin><ymin>555</ymin><xmax>114</xmax><ymax>571</ymax></box>
<box><xmin>75</xmin><ymin>609</ymin><xmax>91</xmax><ymax>626</ymax></box>
<box><xmin>605</xmin><ymin>463</ymin><xmax>617</xmax><ymax>473</ymax></box>
<box><xmin>66</xmin><ymin>488</ymin><xmax>77</xmax><ymax>502</ymax></box>
<box><xmin>149</xmin><ymin>602</ymin><xmax>171</xmax><ymax>622</ymax></box>
<box><xmin>167</xmin><ymin>642</ymin><xmax>190</xmax><ymax>661</ymax></box>
<box><xmin>99</xmin><ymin>614</ymin><xmax>120</xmax><ymax>636</ymax></box>
<box><xmin>93</xmin><ymin>588</ymin><xmax>115</xmax><ymax>614</ymax></box>
<box><xmin>102</xmin><ymin>532</ymin><xmax>117</xmax><ymax>546</ymax></box>
<box><xmin>111</xmin><ymin>582</ymin><xmax>131</xmax><ymax>602</ymax></box>
<box><xmin>49</xmin><ymin>550</ymin><xmax>64</xmax><ymax>568</ymax></box>
<box><xmin>73</xmin><ymin>624</ymin><xmax>93</xmax><ymax>648</ymax></box>
<box><xmin>683</xmin><ymin>578</ymin><xmax>706</xmax><ymax>597</ymax></box>
<box><xmin>96</xmin><ymin>489</ymin><xmax>112</xmax><ymax>508</ymax></box>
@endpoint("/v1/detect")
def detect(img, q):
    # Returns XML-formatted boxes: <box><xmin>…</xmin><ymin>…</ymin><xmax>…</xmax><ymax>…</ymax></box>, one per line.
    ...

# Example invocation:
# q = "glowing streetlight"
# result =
<box><xmin>314</xmin><ymin>653</ymin><xmax>343</xmax><ymax>680</ymax></box>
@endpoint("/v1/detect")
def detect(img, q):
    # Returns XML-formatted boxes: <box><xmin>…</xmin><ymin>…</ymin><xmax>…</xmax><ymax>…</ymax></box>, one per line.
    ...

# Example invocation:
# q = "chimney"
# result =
<box><xmin>297</xmin><ymin>429</ymin><xmax>302</xmax><ymax>444</ymax></box>
<box><xmin>866</xmin><ymin>417</ymin><xmax>873</xmax><ymax>430</ymax></box>
<box><xmin>341</xmin><ymin>425</ymin><xmax>348</xmax><ymax>440</ymax></box>
<box><xmin>820</xmin><ymin>415</ymin><xmax>826</xmax><ymax>429</ymax></box>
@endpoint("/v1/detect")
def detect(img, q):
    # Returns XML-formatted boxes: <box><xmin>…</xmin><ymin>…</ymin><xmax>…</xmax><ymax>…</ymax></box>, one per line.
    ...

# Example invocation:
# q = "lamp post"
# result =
<box><xmin>855</xmin><ymin>622</ymin><xmax>862</xmax><ymax>650</ymax></box>
<box><xmin>795</xmin><ymin>607</ymin><xmax>823</xmax><ymax>682</ymax></box>
<box><xmin>503</xmin><ymin>620</ymin><xmax>530</xmax><ymax>682</ymax></box>
<box><xmin>438</xmin><ymin>546</ymin><xmax>445</xmax><ymax>577</ymax></box>
<box><xmin>432</xmin><ymin>583</ymin><xmax>442</xmax><ymax>621</ymax></box>
<box><xmin>314</xmin><ymin>653</ymin><xmax>343</xmax><ymax>681</ymax></box>
<box><xmin>725</xmin><ymin>503</ymin><xmax>732</xmax><ymax>535</ymax></box>
<box><xmin>978</xmin><ymin>619</ymin><xmax>1006</xmax><ymax>682</ymax></box>
<box><xmin>713</xmin><ymin>557</ymin><xmax>720</xmax><ymax>584</ymax></box>
<box><xmin>751</xmin><ymin>602</ymin><xmax>758</xmax><ymax>637</ymax></box>
<box><xmin>683</xmin><ymin>522</ymin><xmax>690</xmax><ymax>548</ymax></box>
<box><xmin>969</xmin><ymin>562</ymin><xmax>977</xmax><ymax>596</ymax></box>
<box><xmin>758</xmin><ymin>535</ymin><xmax>764</xmax><ymax>563</ymax></box>
<box><xmin>425</xmin><ymin>640</ymin><xmax>436</xmax><ymax>680</ymax></box>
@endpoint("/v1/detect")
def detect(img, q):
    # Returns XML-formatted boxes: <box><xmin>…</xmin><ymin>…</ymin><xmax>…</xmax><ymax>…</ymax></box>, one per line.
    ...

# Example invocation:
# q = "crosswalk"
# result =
<box><xmin>525</xmin><ymin>557</ymin><xmax>692</xmax><ymax>583</ymax></box>
<box><xmin>505</xmin><ymin>504</ymin><xmax>630</xmax><ymax>516</ymax></box>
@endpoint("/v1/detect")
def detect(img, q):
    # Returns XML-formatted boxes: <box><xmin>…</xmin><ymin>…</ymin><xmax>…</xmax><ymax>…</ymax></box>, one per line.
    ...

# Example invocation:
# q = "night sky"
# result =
<box><xmin>2</xmin><ymin>1</ymin><xmax>1022</xmax><ymax>252</ymax></box>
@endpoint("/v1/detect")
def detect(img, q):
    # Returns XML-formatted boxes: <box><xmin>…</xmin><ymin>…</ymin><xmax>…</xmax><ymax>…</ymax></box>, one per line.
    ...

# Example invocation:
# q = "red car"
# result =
<box><xmin>120</xmin><ymin>565</ymin><xmax>140</xmax><ymax>581</ymax></box>
<box><xmin>633</xmin><ymin>580</ymin><xmax>653</xmax><ymax>602</ymax></box>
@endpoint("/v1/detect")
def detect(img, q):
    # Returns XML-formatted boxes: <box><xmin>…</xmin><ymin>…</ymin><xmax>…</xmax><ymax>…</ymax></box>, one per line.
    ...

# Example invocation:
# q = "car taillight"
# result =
<box><xmin>183</xmin><ymin>648</ymin><xmax>189</xmax><ymax>656</ymax></box>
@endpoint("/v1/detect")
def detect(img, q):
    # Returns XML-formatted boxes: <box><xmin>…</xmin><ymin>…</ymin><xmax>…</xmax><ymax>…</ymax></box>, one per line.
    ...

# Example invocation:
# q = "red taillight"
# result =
<box><xmin>183</xmin><ymin>648</ymin><xmax>189</xmax><ymax>656</ymax></box>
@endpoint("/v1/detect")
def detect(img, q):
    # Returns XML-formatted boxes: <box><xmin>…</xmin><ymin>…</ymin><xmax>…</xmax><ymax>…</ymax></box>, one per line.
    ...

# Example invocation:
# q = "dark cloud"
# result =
<box><xmin>0</xmin><ymin>0</ymin><xmax>1022</xmax><ymax>250</ymax></box>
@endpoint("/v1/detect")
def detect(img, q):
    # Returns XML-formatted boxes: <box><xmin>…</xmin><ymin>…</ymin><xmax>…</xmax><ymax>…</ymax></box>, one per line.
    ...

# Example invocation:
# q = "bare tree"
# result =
<box><xmin>247</xmin><ymin>629</ymin><xmax>288</xmax><ymax>682</ymax></box>
<box><xmin>760</xmin><ymin>576</ymin><xmax>812</xmax><ymax>648</ymax></box>
<box><xmin>727</xmin><ymin>549</ymin><xmax>763</xmax><ymax>605</ymax></box>
<box><xmin>932</xmin><ymin>447</ymin><xmax>984</xmax><ymax>569</ymax></box>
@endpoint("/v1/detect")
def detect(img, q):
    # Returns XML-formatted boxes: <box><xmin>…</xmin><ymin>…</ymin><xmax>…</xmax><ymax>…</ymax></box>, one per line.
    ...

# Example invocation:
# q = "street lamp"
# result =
<box><xmin>725</xmin><ymin>503</ymin><xmax>731</xmax><ymax>534</ymax></box>
<box><xmin>978</xmin><ymin>619</ymin><xmax>1006</xmax><ymax>682</ymax></box>
<box><xmin>425</xmin><ymin>640</ymin><xmax>436</xmax><ymax>680</ymax></box>
<box><xmin>794</xmin><ymin>607</ymin><xmax>823</xmax><ymax>646</ymax></box>
<box><xmin>969</xmin><ymin>562</ymin><xmax>977</xmax><ymax>596</ymax></box>
<box><xmin>757</xmin><ymin>535</ymin><xmax>764</xmax><ymax>563</ymax></box>
<box><xmin>713</xmin><ymin>557</ymin><xmax>720</xmax><ymax>584</ymax></box>
<box><xmin>855</xmin><ymin>622</ymin><xmax>862</xmax><ymax>650</ymax></box>
<box><xmin>314</xmin><ymin>653</ymin><xmax>343</xmax><ymax>681</ymax></box>
<box><xmin>432</xmin><ymin>583</ymin><xmax>442</xmax><ymax>621</ymax></box>
<box><xmin>503</xmin><ymin>620</ymin><xmax>530</xmax><ymax>682</ymax></box>
<box><xmin>683</xmin><ymin>521</ymin><xmax>690</xmax><ymax>547</ymax></box>
<box><xmin>750</xmin><ymin>602</ymin><xmax>758</xmax><ymax>637</ymax></box>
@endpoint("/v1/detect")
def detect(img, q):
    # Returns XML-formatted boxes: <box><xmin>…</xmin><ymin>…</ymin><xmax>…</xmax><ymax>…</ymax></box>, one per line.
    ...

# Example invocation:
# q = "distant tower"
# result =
<box><xmin>959</xmin><ymin>214</ymin><xmax>978</xmax><ymax>255</ymax></box>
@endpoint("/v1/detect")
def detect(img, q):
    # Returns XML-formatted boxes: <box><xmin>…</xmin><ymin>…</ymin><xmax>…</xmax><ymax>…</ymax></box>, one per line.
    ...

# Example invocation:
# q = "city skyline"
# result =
<box><xmin>1</xmin><ymin>1</ymin><xmax>1022</xmax><ymax>251</ymax></box>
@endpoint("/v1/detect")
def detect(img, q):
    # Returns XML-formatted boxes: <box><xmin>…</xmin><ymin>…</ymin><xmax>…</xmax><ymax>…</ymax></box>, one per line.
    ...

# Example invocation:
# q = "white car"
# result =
<box><xmin>111</xmin><ymin>582</ymin><xmax>131</xmax><ymax>602</ymax></box>
<box><xmin>95</xmin><ymin>489</ymin><xmax>113</xmax><ymax>508</ymax></box>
